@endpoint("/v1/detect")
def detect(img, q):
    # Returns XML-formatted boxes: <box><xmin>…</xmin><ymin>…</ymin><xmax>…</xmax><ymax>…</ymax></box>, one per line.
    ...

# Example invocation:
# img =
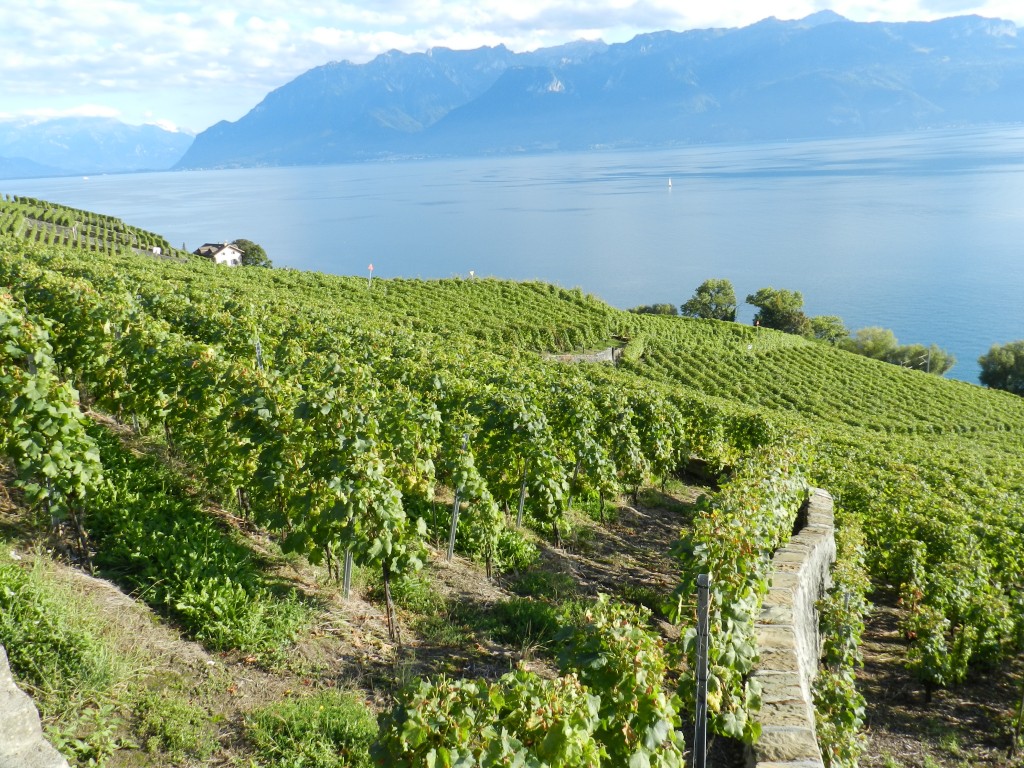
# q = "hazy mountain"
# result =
<box><xmin>0</xmin><ymin>118</ymin><xmax>194</xmax><ymax>177</ymax></box>
<box><xmin>177</xmin><ymin>13</ymin><xmax>1024</xmax><ymax>169</ymax></box>
<box><xmin>0</xmin><ymin>154</ymin><xmax>65</xmax><ymax>180</ymax></box>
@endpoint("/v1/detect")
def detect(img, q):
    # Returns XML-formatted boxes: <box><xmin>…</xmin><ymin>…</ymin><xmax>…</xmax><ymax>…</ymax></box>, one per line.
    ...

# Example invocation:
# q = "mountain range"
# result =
<box><xmin>177</xmin><ymin>12</ymin><xmax>1024</xmax><ymax>169</ymax></box>
<box><xmin>0</xmin><ymin>118</ymin><xmax>193</xmax><ymax>179</ymax></box>
<box><xmin>3</xmin><ymin>12</ymin><xmax>1023</xmax><ymax>178</ymax></box>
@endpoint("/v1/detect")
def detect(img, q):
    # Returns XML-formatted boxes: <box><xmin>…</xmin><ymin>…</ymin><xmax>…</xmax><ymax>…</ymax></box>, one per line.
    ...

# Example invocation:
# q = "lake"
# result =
<box><xmin>7</xmin><ymin>126</ymin><xmax>1024</xmax><ymax>383</ymax></box>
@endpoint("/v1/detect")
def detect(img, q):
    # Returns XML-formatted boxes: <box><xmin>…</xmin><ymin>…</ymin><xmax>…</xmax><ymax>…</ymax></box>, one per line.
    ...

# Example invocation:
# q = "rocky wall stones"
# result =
<box><xmin>0</xmin><ymin>645</ymin><xmax>70</xmax><ymax>768</ymax></box>
<box><xmin>747</xmin><ymin>488</ymin><xmax>836</xmax><ymax>768</ymax></box>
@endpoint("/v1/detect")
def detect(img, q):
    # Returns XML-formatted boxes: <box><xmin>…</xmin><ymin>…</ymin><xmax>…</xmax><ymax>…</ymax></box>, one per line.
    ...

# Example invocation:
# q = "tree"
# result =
<box><xmin>745</xmin><ymin>287</ymin><xmax>810</xmax><ymax>335</ymax></box>
<box><xmin>809</xmin><ymin>315</ymin><xmax>848</xmax><ymax>345</ymax></box>
<box><xmin>840</xmin><ymin>327</ymin><xmax>899</xmax><ymax>360</ymax></box>
<box><xmin>681</xmin><ymin>278</ymin><xmax>736</xmax><ymax>321</ymax></box>
<box><xmin>232</xmin><ymin>238</ymin><xmax>272</xmax><ymax>268</ymax></box>
<box><xmin>978</xmin><ymin>340</ymin><xmax>1024</xmax><ymax>394</ymax></box>
<box><xmin>888</xmin><ymin>344</ymin><xmax>955</xmax><ymax>375</ymax></box>
<box><xmin>842</xmin><ymin>328</ymin><xmax>955</xmax><ymax>375</ymax></box>
<box><xmin>629</xmin><ymin>303</ymin><xmax>678</xmax><ymax>316</ymax></box>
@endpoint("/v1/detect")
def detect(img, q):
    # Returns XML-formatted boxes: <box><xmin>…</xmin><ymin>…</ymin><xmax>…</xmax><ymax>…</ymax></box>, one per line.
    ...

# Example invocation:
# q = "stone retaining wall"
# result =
<box><xmin>0</xmin><ymin>645</ymin><xmax>70</xmax><ymax>768</ymax></box>
<box><xmin>746</xmin><ymin>488</ymin><xmax>836</xmax><ymax>768</ymax></box>
<box><xmin>542</xmin><ymin>347</ymin><xmax>620</xmax><ymax>364</ymax></box>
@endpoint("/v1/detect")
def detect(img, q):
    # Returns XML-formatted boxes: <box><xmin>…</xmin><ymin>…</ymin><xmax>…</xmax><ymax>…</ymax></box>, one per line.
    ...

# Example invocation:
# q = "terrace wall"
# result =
<box><xmin>746</xmin><ymin>488</ymin><xmax>836</xmax><ymax>767</ymax></box>
<box><xmin>0</xmin><ymin>645</ymin><xmax>70</xmax><ymax>768</ymax></box>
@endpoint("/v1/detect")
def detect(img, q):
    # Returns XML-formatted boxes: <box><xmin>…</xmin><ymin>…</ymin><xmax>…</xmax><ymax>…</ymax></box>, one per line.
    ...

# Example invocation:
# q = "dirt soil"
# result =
<box><xmin>541</xmin><ymin>490</ymin><xmax>698</xmax><ymax>599</ymax></box>
<box><xmin>857</xmin><ymin>591</ymin><xmax>1024</xmax><ymax>767</ymax></box>
<box><xmin>396</xmin><ymin>484</ymin><xmax>706</xmax><ymax>681</ymax></box>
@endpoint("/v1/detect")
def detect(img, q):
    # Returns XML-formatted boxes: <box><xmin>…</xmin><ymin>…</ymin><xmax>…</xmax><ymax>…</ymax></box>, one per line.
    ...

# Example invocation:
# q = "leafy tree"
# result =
<box><xmin>840</xmin><ymin>327</ymin><xmax>898</xmax><ymax>360</ymax></box>
<box><xmin>889</xmin><ymin>344</ymin><xmax>955</xmax><ymax>375</ymax></box>
<box><xmin>809</xmin><ymin>315</ymin><xmax>849</xmax><ymax>345</ymax></box>
<box><xmin>232</xmin><ymin>238</ymin><xmax>272</xmax><ymax>268</ymax></box>
<box><xmin>745</xmin><ymin>287</ymin><xmax>809</xmax><ymax>335</ymax></box>
<box><xmin>978</xmin><ymin>340</ymin><xmax>1024</xmax><ymax>394</ymax></box>
<box><xmin>681</xmin><ymin>278</ymin><xmax>736</xmax><ymax>321</ymax></box>
<box><xmin>841</xmin><ymin>329</ymin><xmax>955</xmax><ymax>375</ymax></box>
<box><xmin>630</xmin><ymin>303</ymin><xmax>678</xmax><ymax>316</ymax></box>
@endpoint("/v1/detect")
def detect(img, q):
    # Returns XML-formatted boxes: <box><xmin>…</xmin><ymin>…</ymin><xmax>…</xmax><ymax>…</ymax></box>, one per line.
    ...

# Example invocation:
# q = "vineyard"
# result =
<box><xmin>0</xmin><ymin>205</ymin><xmax>1022</xmax><ymax>767</ymax></box>
<box><xmin>0</xmin><ymin>194</ymin><xmax>183</xmax><ymax>258</ymax></box>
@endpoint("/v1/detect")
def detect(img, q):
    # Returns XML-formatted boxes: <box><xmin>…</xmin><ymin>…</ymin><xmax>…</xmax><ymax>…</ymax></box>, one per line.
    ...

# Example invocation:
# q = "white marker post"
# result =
<box><xmin>254</xmin><ymin>330</ymin><xmax>264</xmax><ymax>373</ymax></box>
<box><xmin>446</xmin><ymin>434</ymin><xmax>470</xmax><ymax>562</ymax></box>
<box><xmin>368</xmin><ymin>263</ymin><xmax>373</xmax><ymax>288</ymax></box>
<box><xmin>342</xmin><ymin>548</ymin><xmax>353</xmax><ymax>599</ymax></box>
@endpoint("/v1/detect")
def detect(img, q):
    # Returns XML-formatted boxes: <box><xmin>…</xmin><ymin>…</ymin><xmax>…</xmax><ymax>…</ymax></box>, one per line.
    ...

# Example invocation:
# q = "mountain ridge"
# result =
<box><xmin>176</xmin><ymin>12</ymin><xmax>1024</xmax><ymax>169</ymax></box>
<box><xmin>0</xmin><ymin>117</ymin><xmax>194</xmax><ymax>178</ymax></box>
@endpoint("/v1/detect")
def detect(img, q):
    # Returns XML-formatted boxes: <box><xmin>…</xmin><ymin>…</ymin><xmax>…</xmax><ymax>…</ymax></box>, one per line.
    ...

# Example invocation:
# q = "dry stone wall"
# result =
<box><xmin>0</xmin><ymin>645</ymin><xmax>70</xmax><ymax>768</ymax></box>
<box><xmin>746</xmin><ymin>488</ymin><xmax>836</xmax><ymax>768</ymax></box>
<box><xmin>542</xmin><ymin>347</ymin><xmax>620</xmax><ymax>364</ymax></box>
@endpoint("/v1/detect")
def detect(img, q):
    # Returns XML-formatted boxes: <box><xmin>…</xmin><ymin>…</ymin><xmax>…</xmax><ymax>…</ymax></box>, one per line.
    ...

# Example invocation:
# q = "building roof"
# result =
<box><xmin>194</xmin><ymin>242</ymin><xmax>241</xmax><ymax>258</ymax></box>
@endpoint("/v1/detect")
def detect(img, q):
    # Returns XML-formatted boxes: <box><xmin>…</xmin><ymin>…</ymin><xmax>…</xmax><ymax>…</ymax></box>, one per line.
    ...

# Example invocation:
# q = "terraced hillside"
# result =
<box><xmin>619</xmin><ymin>313</ymin><xmax>1024</xmax><ymax>433</ymax></box>
<box><xmin>1</xmin><ymin>213</ymin><xmax>1022</xmax><ymax>766</ymax></box>
<box><xmin>0</xmin><ymin>194</ymin><xmax>184</xmax><ymax>258</ymax></box>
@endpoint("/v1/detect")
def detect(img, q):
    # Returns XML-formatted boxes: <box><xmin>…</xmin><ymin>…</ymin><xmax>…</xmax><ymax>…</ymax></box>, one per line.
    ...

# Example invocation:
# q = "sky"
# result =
<box><xmin>1</xmin><ymin>0</ymin><xmax>1021</xmax><ymax>134</ymax></box>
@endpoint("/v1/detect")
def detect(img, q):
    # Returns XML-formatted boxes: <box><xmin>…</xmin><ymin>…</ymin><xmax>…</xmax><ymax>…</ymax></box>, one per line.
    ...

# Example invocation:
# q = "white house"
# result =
<box><xmin>194</xmin><ymin>242</ymin><xmax>244</xmax><ymax>266</ymax></box>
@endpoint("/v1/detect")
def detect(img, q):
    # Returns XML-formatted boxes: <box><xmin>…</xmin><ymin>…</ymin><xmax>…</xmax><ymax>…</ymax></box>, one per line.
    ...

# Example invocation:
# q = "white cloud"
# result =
<box><xmin>144</xmin><ymin>116</ymin><xmax>190</xmax><ymax>133</ymax></box>
<box><xmin>0</xmin><ymin>104</ymin><xmax>123</xmax><ymax>122</ymax></box>
<box><xmin>309</xmin><ymin>26</ymin><xmax>349</xmax><ymax>47</ymax></box>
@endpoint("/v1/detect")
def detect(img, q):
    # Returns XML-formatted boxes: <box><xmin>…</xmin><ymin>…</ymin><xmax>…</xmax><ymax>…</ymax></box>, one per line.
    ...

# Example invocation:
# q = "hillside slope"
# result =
<box><xmin>1</xmin><ymin>222</ymin><xmax>1023</xmax><ymax>763</ymax></box>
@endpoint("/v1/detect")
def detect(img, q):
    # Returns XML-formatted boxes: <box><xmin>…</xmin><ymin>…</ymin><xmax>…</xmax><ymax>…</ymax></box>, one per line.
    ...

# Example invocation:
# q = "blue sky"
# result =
<box><xmin>1</xmin><ymin>0</ymin><xmax>1019</xmax><ymax>134</ymax></box>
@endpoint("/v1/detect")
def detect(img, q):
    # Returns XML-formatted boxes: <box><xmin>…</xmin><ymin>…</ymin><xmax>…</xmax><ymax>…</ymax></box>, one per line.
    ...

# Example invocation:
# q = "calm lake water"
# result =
<box><xmin>7</xmin><ymin>126</ymin><xmax>1024</xmax><ymax>383</ymax></box>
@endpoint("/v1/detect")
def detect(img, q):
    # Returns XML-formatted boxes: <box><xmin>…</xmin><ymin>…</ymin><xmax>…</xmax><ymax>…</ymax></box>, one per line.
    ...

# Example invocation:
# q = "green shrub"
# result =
<box><xmin>374</xmin><ymin>671</ymin><xmax>601</xmax><ymax>767</ymax></box>
<box><xmin>86</xmin><ymin>426</ymin><xmax>308</xmax><ymax>659</ymax></box>
<box><xmin>0</xmin><ymin>553</ymin><xmax>122</xmax><ymax>712</ymax></box>
<box><xmin>619</xmin><ymin>332</ymin><xmax>648</xmax><ymax>363</ymax></box>
<box><xmin>244</xmin><ymin>690</ymin><xmax>377</xmax><ymax>768</ymax></box>
<box><xmin>135</xmin><ymin>689</ymin><xmax>218</xmax><ymax>762</ymax></box>
<box><xmin>493</xmin><ymin>527</ymin><xmax>539</xmax><ymax>572</ymax></box>
<box><xmin>558</xmin><ymin>595</ymin><xmax>687</xmax><ymax>767</ymax></box>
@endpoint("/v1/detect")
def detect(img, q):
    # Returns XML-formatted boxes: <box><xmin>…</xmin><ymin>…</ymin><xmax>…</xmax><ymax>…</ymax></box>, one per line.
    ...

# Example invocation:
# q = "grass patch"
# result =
<box><xmin>413</xmin><ymin>612</ymin><xmax>475</xmax><ymax>647</ymax></box>
<box><xmin>616</xmin><ymin>582</ymin><xmax>671</xmax><ymax>619</ymax></box>
<box><xmin>565</xmin><ymin>523</ymin><xmax>598</xmax><ymax>556</ymax></box>
<box><xmin>459</xmin><ymin>597</ymin><xmax>588</xmax><ymax>655</ymax></box>
<box><xmin>366</xmin><ymin>569</ymin><xmax>446</xmax><ymax>616</ymax></box>
<box><xmin>363</xmin><ymin>568</ymin><xmax>478</xmax><ymax>646</ymax></box>
<box><xmin>0</xmin><ymin>549</ymin><xmax>139</xmax><ymax>766</ymax></box>
<box><xmin>636</xmin><ymin>486</ymin><xmax>698</xmax><ymax>517</ymax></box>
<box><xmin>0</xmin><ymin>553</ymin><xmax>126</xmax><ymax>710</ymax></box>
<box><xmin>576</xmin><ymin>494</ymin><xmax>619</xmax><ymax>525</ymax></box>
<box><xmin>243</xmin><ymin>689</ymin><xmax>378</xmax><ymax>768</ymax></box>
<box><xmin>506</xmin><ymin>568</ymin><xmax>578</xmax><ymax>601</ymax></box>
<box><xmin>133</xmin><ymin>685</ymin><xmax>219</xmax><ymax>763</ymax></box>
